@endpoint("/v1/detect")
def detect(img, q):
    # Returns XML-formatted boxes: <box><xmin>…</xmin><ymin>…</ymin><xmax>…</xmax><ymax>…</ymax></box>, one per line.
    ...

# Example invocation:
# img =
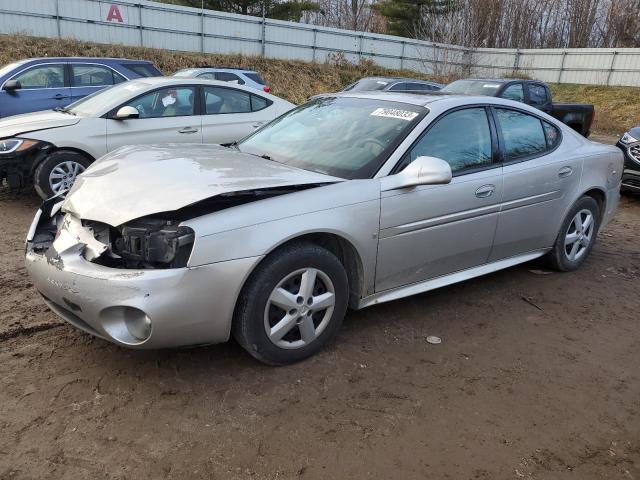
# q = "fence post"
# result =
<box><xmin>200</xmin><ymin>9</ymin><xmax>205</xmax><ymax>53</ymax></box>
<box><xmin>312</xmin><ymin>29</ymin><xmax>317</xmax><ymax>63</ymax></box>
<box><xmin>558</xmin><ymin>50</ymin><xmax>567</xmax><ymax>83</ymax></box>
<box><xmin>138</xmin><ymin>4</ymin><xmax>144</xmax><ymax>47</ymax></box>
<box><xmin>55</xmin><ymin>0</ymin><xmax>61</xmax><ymax>38</ymax></box>
<box><xmin>261</xmin><ymin>3</ymin><xmax>266</xmax><ymax>57</ymax></box>
<box><xmin>513</xmin><ymin>48</ymin><xmax>520</xmax><ymax>73</ymax></box>
<box><xmin>358</xmin><ymin>35</ymin><xmax>363</xmax><ymax>63</ymax></box>
<box><xmin>606</xmin><ymin>51</ymin><xmax>618</xmax><ymax>86</ymax></box>
<box><xmin>400</xmin><ymin>41</ymin><xmax>405</xmax><ymax>70</ymax></box>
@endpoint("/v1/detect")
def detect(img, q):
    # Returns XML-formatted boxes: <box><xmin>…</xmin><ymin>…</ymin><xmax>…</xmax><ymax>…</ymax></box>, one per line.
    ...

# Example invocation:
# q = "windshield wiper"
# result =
<box><xmin>53</xmin><ymin>107</ymin><xmax>76</xmax><ymax>116</ymax></box>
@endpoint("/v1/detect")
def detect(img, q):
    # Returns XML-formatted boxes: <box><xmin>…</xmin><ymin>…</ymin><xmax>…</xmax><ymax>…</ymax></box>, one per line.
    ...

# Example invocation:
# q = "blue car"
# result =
<box><xmin>0</xmin><ymin>58</ymin><xmax>162</xmax><ymax>118</ymax></box>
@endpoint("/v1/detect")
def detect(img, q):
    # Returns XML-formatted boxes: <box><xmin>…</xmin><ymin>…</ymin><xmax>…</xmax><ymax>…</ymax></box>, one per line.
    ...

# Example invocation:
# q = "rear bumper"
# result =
<box><xmin>25</xmin><ymin>247</ymin><xmax>261</xmax><ymax>349</ymax></box>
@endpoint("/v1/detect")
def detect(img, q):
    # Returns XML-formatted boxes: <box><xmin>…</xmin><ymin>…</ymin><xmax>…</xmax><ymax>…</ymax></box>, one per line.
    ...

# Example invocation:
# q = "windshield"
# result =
<box><xmin>343</xmin><ymin>78</ymin><xmax>396</xmax><ymax>92</ymax></box>
<box><xmin>0</xmin><ymin>61</ymin><xmax>26</xmax><ymax>78</ymax></box>
<box><xmin>441</xmin><ymin>80</ymin><xmax>503</xmax><ymax>96</ymax></box>
<box><xmin>67</xmin><ymin>81</ymin><xmax>150</xmax><ymax>116</ymax></box>
<box><xmin>237</xmin><ymin>97</ymin><xmax>426</xmax><ymax>179</ymax></box>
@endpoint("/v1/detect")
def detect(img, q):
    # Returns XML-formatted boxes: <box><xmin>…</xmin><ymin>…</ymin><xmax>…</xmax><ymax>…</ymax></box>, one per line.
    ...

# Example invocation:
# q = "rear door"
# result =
<box><xmin>489</xmin><ymin>107</ymin><xmax>582</xmax><ymax>260</ymax></box>
<box><xmin>106</xmin><ymin>86</ymin><xmax>202</xmax><ymax>151</ymax></box>
<box><xmin>69</xmin><ymin>63</ymin><xmax>126</xmax><ymax>102</ymax></box>
<box><xmin>201</xmin><ymin>85</ymin><xmax>273</xmax><ymax>144</ymax></box>
<box><xmin>2</xmin><ymin>63</ymin><xmax>70</xmax><ymax>116</ymax></box>
<box><xmin>376</xmin><ymin>106</ymin><xmax>503</xmax><ymax>292</ymax></box>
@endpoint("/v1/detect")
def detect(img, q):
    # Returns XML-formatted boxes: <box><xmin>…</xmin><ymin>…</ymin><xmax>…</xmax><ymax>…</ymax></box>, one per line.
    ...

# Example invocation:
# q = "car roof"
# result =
<box><xmin>317</xmin><ymin>90</ymin><xmax>465</xmax><ymax>106</ymax></box>
<box><xmin>182</xmin><ymin>67</ymin><xmax>259</xmax><ymax>74</ymax></box>
<box><xmin>453</xmin><ymin>78</ymin><xmax>532</xmax><ymax>84</ymax></box>
<box><xmin>357</xmin><ymin>76</ymin><xmax>439</xmax><ymax>84</ymax></box>
<box><xmin>20</xmin><ymin>57</ymin><xmax>154</xmax><ymax>63</ymax></box>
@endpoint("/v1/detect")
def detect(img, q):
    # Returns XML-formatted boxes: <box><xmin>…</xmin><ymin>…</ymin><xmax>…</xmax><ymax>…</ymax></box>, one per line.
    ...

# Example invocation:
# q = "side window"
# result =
<box><xmin>215</xmin><ymin>72</ymin><xmax>245</xmax><ymax>85</ymax></box>
<box><xmin>501</xmin><ymin>83</ymin><xmax>524</xmax><ymax>102</ymax></box>
<box><xmin>496</xmin><ymin>108</ymin><xmax>547</xmax><ymax>161</ymax></box>
<box><xmin>389</xmin><ymin>82</ymin><xmax>408</xmax><ymax>91</ymax></box>
<box><xmin>71</xmin><ymin>64</ymin><xmax>115</xmax><ymax>87</ymax></box>
<box><xmin>542</xmin><ymin>121</ymin><xmax>561</xmax><ymax>149</ymax></box>
<box><xmin>204</xmin><ymin>87</ymin><xmax>251</xmax><ymax>114</ymax></box>
<box><xmin>399</xmin><ymin>107</ymin><xmax>493</xmax><ymax>173</ymax></box>
<box><xmin>528</xmin><ymin>84</ymin><xmax>549</xmax><ymax>106</ymax></box>
<box><xmin>198</xmin><ymin>72</ymin><xmax>217</xmax><ymax>80</ymax></box>
<box><xmin>124</xmin><ymin>87</ymin><xmax>195</xmax><ymax>119</ymax></box>
<box><xmin>250</xmin><ymin>94</ymin><xmax>270</xmax><ymax>112</ymax></box>
<box><xmin>14</xmin><ymin>64</ymin><xmax>65</xmax><ymax>89</ymax></box>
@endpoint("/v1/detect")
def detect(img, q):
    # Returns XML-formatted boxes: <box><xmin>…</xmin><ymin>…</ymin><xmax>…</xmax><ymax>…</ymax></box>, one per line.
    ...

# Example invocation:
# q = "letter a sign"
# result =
<box><xmin>106</xmin><ymin>4</ymin><xmax>124</xmax><ymax>23</ymax></box>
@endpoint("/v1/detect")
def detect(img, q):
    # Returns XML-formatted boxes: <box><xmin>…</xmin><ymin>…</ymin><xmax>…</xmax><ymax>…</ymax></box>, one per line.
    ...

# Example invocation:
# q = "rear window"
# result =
<box><xmin>343</xmin><ymin>78</ymin><xmax>393</xmax><ymax>92</ymax></box>
<box><xmin>441</xmin><ymin>80</ymin><xmax>503</xmax><ymax>96</ymax></box>
<box><xmin>244</xmin><ymin>72</ymin><xmax>266</xmax><ymax>85</ymax></box>
<box><xmin>125</xmin><ymin>63</ymin><xmax>162</xmax><ymax>77</ymax></box>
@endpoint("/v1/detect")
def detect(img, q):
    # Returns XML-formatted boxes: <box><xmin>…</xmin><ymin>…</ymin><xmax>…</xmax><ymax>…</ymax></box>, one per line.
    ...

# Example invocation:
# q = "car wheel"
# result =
<box><xmin>547</xmin><ymin>196</ymin><xmax>600</xmax><ymax>272</ymax></box>
<box><xmin>233</xmin><ymin>242</ymin><xmax>349</xmax><ymax>365</ymax></box>
<box><xmin>34</xmin><ymin>150</ymin><xmax>92</xmax><ymax>199</ymax></box>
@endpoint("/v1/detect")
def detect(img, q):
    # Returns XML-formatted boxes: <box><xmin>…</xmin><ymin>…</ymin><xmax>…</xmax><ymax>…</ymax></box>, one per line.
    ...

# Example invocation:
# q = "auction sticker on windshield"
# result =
<box><xmin>371</xmin><ymin>108</ymin><xmax>418</xmax><ymax>121</ymax></box>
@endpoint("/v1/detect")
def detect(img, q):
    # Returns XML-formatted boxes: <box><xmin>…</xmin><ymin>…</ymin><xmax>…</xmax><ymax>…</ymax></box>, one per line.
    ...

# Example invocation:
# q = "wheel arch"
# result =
<box><xmin>580</xmin><ymin>187</ymin><xmax>606</xmax><ymax>223</ymax></box>
<box><xmin>30</xmin><ymin>146</ymin><xmax>95</xmax><ymax>175</ymax></box>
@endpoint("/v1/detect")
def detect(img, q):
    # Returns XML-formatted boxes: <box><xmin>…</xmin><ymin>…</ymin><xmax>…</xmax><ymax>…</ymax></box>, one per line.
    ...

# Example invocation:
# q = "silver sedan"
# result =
<box><xmin>25</xmin><ymin>92</ymin><xmax>623</xmax><ymax>364</ymax></box>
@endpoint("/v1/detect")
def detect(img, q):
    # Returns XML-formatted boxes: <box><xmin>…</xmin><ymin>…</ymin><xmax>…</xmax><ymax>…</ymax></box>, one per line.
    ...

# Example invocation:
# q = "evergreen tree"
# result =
<box><xmin>162</xmin><ymin>0</ymin><xmax>319</xmax><ymax>21</ymax></box>
<box><xmin>373</xmin><ymin>0</ymin><xmax>453</xmax><ymax>37</ymax></box>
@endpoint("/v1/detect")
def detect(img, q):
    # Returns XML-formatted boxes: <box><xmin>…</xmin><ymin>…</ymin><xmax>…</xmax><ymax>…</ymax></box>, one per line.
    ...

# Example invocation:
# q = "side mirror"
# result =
<box><xmin>381</xmin><ymin>156</ymin><xmax>452</xmax><ymax>191</ymax></box>
<box><xmin>114</xmin><ymin>106</ymin><xmax>140</xmax><ymax>120</ymax></box>
<box><xmin>4</xmin><ymin>80</ymin><xmax>21</xmax><ymax>92</ymax></box>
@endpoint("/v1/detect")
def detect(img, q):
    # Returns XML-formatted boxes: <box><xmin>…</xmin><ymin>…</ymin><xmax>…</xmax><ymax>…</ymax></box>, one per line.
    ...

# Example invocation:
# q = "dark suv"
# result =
<box><xmin>616</xmin><ymin>126</ymin><xmax>640</xmax><ymax>193</ymax></box>
<box><xmin>0</xmin><ymin>58</ymin><xmax>162</xmax><ymax>118</ymax></box>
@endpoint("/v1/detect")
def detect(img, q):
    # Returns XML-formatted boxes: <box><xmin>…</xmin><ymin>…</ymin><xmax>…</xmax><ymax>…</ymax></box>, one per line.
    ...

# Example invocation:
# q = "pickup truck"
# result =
<box><xmin>441</xmin><ymin>78</ymin><xmax>595</xmax><ymax>137</ymax></box>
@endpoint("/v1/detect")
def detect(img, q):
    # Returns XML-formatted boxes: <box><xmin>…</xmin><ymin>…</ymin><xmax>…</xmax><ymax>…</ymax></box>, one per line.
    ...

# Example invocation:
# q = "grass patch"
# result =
<box><xmin>1</xmin><ymin>34</ymin><xmax>638</xmax><ymax>135</ymax></box>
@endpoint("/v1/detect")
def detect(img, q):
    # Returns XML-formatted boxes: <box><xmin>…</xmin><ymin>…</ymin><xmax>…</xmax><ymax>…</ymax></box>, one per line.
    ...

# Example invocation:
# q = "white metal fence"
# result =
<box><xmin>1</xmin><ymin>0</ymin><xmax>640</xmax><ymax>86</ymax></box>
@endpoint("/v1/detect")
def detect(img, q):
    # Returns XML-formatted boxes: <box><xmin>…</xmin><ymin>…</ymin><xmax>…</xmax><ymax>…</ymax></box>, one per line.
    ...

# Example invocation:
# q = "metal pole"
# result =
<box><xmin>513</xmin><ymin>48</ymin><xmax>520</xmax><ymax>73</ymax></box>
<box><xmin>558</xmin><ymin>51</ymin><xmax>567</xmax><ymax>83</ymax></box>
<box><xmin>312</xmin><ymin>29</ymin><xmax>317</xmax><ymax>63</ymax></box>
<box><xmin>400</xmin><ymin>41</ymin><xmax>405</xmax><ymax>70</ymax></box>
<box><xmin>55</xmin><ymin>0</ymin><xmax>61</xmax><ymax>38</ymax></box>
<box><xmin>358</xmin><ymin>35</ymin><xmax>363</xmax><ymax>63</ymax></box>
<box><xmin>606</xmin><ymin>51</ymin><xmax>617</xmax><ymax>86</ymax></box>
<box><xmin>261</xmin><ymin>1</ymin><xmax>266</xmax><ymax>57</ymax></box>
<box><xmin>201</xmin><ymin>0</ymin><xmax>205</xmax><ymax>53</ymax></box>
<box><xmin>138</xmin><ymin>4</ymin><xmax>143</xmax><ymax>47</ymax></box>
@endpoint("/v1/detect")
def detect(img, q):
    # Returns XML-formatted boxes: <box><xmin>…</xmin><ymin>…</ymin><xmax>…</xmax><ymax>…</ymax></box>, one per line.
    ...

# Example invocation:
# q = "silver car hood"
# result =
<box><xmin>0</xmin><ymin>110</ymin><xmax>80</xmax><ymax>138</ymax></box>
<box><xmin>63</xmin><ymin>144</ymin><xmax>342</xmax><ymax>226</ymax></box>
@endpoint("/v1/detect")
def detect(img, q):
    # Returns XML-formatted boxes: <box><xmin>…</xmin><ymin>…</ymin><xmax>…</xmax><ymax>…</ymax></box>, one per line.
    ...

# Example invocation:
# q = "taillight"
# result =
<box><xmin>263</xmin><ymin>86</ymin><xmax>270</xmax><ymax>93</ymax></box>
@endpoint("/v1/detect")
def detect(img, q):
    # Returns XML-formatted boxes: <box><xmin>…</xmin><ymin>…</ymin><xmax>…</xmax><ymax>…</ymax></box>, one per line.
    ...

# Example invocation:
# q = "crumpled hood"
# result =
<box><xmin>63</xmin><ymin>144</ymin><xmax>341</xmax><ymax>226</ymax></box>
<box><xmin>0</xmin><ymin>110</ymin><xmax>81</xmax><ymax>138</ymax></box>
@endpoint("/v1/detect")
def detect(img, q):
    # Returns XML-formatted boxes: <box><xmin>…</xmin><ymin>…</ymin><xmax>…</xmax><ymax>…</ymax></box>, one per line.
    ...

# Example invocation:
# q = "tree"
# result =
<box><xmin>160</xmin><ymin>0</ymin><xmax>319</xmax><ymax>21</ymax></box>
<box><xmin>373</xmin><ymin>0</ymin><xmax>454</xmax><ymax>37</ymax></box>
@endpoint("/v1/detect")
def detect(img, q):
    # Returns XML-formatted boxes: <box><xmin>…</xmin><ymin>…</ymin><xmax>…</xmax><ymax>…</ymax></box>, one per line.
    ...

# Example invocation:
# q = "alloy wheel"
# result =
<box><xmin>49</xmin><ymin>161</ymin><xmax>85</xmax><ymax>194</ymax></box>
<box><xmin>264</xmin><ymin>268</ymin><xmax>335</xmax><ymax>349</ymax></box>
<box><xmin>564</xmin><ymin>208</ymin><xmax>595</xmax><ymax>262</ymax></box>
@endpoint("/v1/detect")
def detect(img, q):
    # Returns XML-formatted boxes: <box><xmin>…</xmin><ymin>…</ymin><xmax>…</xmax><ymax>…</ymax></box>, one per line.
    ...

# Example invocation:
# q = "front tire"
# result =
<box><xmin>233</xmin><ymin>242</ymin><xmax>349</xmax><ymax>365</ymax></box>
<box><xmin>34</xmin><ymin>150</ymin><xmax>92</xmax><ymax>199</ymax></box>
<box><xmin>546</xmin><ymin>196</ymin><xmax>600</xmax><ymax>271</ymax></box>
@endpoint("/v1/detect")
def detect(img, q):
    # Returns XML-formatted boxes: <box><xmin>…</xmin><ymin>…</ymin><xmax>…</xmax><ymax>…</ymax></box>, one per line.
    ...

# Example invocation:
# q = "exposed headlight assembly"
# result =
<box><xmin>0</xmin><ymin>138</ymin><xmax>38</xmax><ymax>154</ymax></box>
<box><xmin>113</xmin><ymin>218</ymin><xmax>195</xmax><ymax>269</ymax></box>
<box><xmin>620</xmin><ymin>132</ymin><xmax>638</xmax><ymax>145</ymax></box>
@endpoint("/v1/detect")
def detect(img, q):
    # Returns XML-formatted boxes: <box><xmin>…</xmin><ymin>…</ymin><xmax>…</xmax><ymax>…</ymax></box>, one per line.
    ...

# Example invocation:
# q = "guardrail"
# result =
<box><xmin>1</xmin><ymin>0</ymin><xmax>639</xmax><ymax>86</ymax></box>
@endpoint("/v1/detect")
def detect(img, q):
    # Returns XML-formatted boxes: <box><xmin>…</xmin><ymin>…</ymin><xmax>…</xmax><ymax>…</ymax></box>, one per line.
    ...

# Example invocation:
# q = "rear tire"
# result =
<box><xmin>546</xmin><ymin>196</ymin><xmax>600</xmax><ymax>271</ymax></box>
<box><xmin>34</xmin><ymin>150</ymin><xmax>92</xmax><ymax>199</ymax></box>
<box><xmin>233</xmin><ymin>242</ymin><xmax>349</xmax><ymax>365</ymax></box>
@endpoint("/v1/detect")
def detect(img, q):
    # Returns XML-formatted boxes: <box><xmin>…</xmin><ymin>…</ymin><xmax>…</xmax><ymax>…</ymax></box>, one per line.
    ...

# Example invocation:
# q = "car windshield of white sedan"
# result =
<box><xmin>67</xmin><ymin>81</ymin><xmax>150</xmax><ymax>116</ymax></box>
<box><xmin>441</xmin><ymin>80</ymin><xmax>502</xmax><ymax>95</ymax></box>
<box><xmin>237</xmin><ymin>97</ymin><xmax>426</xmax><ymax>179</ymax></box>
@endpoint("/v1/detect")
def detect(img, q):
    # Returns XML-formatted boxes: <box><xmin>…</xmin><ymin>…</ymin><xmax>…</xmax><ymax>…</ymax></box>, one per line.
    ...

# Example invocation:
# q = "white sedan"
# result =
<box><xmin>0</xmin><ymin>77</ymin><xmax>294</xmax><ymax>198</ymax></box>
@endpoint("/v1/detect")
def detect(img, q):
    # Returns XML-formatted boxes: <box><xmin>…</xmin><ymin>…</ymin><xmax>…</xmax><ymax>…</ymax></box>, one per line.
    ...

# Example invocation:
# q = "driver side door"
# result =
<box><xmin>375</xmin><ymin>107</ymin><xmax>503</xmax><ymax>292</ymax></box>
<box><xmin>106</xmin><ymin>86</ymin><xmax>202</xmax><ymax>152</ymax></box>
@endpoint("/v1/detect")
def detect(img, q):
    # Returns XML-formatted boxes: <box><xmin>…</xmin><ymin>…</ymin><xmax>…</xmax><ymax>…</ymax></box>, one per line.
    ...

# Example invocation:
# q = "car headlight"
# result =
<box><xmin>0</xmin><ymin>138</ymin><xmax>38</xmax><ymax>154</ymax></box>
<box><xmin>620</xmin><ymin>132</ymin><xmax>638</xmax><ymax>145</ymax></box>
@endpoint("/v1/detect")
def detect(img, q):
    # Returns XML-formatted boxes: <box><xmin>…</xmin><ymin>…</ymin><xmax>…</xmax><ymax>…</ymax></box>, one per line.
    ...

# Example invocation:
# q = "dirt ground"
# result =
<box><xmin>0</xmin><ymin>187</ymin><xmax>639</xmax><ymax>480</ymax></box>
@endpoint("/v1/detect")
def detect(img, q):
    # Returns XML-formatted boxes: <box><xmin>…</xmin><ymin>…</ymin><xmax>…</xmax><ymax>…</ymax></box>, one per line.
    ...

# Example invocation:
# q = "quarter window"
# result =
<box><xmin>124</xmin><ymin>87</ymin><xmax>195</xmax><ymax>119</ymax></box>
<box><xmin>501</xmin><ymin>84</ymin><xmax>524</xmax><ymax>102</ymax></box>
<box><xmin>542</xmin><ymin>121</ymin><xmax>561</xmax><ymax>149</ymax></box>
<box><xmin>399</xmin><ymin>107</ymin><xmax>493</xmax><ymax>173</ymax></box>
<box><xmin>13</xmin><ymin>64</ymin><xmax>65</xmax><ymax>89</ymax></box>
<box><xmin>496</xmin><ymin>108</ymin><xmax>547</xmax><ymax>160</ymax></box>
<box><xmin>71</xmin><ymin>64</ymin><xmax>118</xmax><ymax>87</ymax></box>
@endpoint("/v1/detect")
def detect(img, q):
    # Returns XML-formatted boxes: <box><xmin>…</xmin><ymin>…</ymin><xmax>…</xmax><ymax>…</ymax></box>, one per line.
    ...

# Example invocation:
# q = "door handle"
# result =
<box><xmin>475</xmin><ymin>184</ymin><xmax>496</xmax><ymax>198</ymax></box>
<box><xmin>179</xmin><ymin>127</ymin><xmax>199</xmax><ymax>134</ymax></box>
<box><xmin>252</xmin><ymin>122</ymin><xmax>264</xmax><ymax>128</ymax></box>
<box><xmin>558</xmin><ymin>166</ymin><xmax>573</xmax><ymax>178</ymax></box>
<box><xmin>53</xmin><ymin>94</ymin><xmax>69</xmax><ymax>100</ymax></box>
